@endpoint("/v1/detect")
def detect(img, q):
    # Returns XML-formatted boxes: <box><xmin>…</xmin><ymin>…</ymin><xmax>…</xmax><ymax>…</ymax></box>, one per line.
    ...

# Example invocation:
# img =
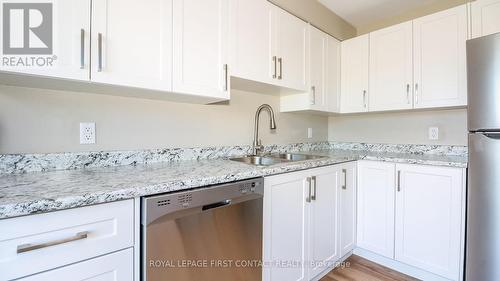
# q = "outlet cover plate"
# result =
<box><xmin>80</xmin><ymin>122</ymin><xmax>96</xmax><ymax>144</ymax></box>
<box><xmin>429</xmin><ymin>127</ymin><xmax>439</xmax><ymax>140</ymax></box>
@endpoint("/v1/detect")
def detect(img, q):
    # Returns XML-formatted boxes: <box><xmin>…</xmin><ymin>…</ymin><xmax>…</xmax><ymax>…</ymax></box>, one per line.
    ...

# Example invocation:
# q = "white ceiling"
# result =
<box><xmin>318</xmin><ymin>0</ymin><xmax>445</xmax><ymax>28</ymax></box>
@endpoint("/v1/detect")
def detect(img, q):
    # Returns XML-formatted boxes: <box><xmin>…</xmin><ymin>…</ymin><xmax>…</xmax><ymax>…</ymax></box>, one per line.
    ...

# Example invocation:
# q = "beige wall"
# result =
<box><xmin>0</xmin><ymin>86</ymin><xmax>328</xmax><ymax>154</ymax></box>
<box><xmin>357</xmin><ymin>0</ymin><xmax>470</xmax><ymax>34</ymax></box>
<box><xmin>328</xmin><ymin>109</ymin><xmax>468</xmax><ymax>146</ymax></box>
<box><xmin>270</xmin><ymin>0</ymin><xmax>356</xmax><ymax>40</ymax></box>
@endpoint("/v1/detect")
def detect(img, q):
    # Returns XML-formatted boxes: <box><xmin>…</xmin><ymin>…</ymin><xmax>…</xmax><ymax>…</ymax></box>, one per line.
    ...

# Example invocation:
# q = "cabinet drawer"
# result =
<box><xmin>0</xmin><ymin>200</ymin><xmax>134</xmax><ymax>280</ymax></box>
<box><xmin>20</xmin><ymin>248</ymin><xmax>133</xmax><ymax>281</ymax></box>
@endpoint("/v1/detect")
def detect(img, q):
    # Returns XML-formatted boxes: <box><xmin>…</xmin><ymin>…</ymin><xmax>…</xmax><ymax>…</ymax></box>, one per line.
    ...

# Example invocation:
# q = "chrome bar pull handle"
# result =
<box><xmin>278</xmin><ymin>57</ymin><xmax>282</xmax><ymax>80</ymax></box>
<box><xmin>306</xmin><ymin>177</ymin><xmax>312</xmax><ymax>203</ymax></box>
<box><xmin>17</xmin><ymin>231</ymin><xmax>90</xmax><ymax>254</ymax></box>
<box><xmin>272</xmin><ymin>56</ymin><xmax>277</xmax><ymax>79</ymax></box>
<box><xmin>97</xmin><ymin>33</ymin><xmax>103</xmax><ymax>72</ymax></box>
<box><xmin>397</xmin><ymin>171</ymin><xmax>401</xmax><ymax>192</ymax></box>
<box><xmin>406</xmin><ymin>84</ymin><xmax>410</xmax><ymax>104</ymax></box>
<box><xmin>311</xmin><ymin>86</ymin><xmax>316</xmax><ymax>105</ymax></box>
<box><xmin>311</xmin><ymin>176</ymin><xmax>317</xmax><ymax>201</ymax></box>
<box><xmin>223</xmin><ymin>64</ymin><xmax>228</xmax><ymax>91</ymax></box>
<box><xmin>80</xmin><ymin>29</ymin><xmax>85</xmax><ymax>69</ymax></box>
<box><xmin>342</xmin><ymin>169</ymin><xmax>347</xmax><ymax>190</ymax></box>
<box><xmin>363</xmin><ymin>90</ymin><xmax>367</xmax><ymax>108</ymax></box>
<box><xmin>415</xmin><ymin>83</ymin><xmax>419</xmax><ymax>104</ymax></box>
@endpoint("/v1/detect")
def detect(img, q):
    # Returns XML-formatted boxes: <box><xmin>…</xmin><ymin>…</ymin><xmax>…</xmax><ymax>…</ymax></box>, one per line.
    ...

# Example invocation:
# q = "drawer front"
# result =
<box><xmin>20</xmin><ymin>248</ymin><xmax>133</xmax><ymax>281</ymax></box>
<box><xmin>0</xmin><ymin>200</ymin><xmax>134</xmax><ymax>280</ymax></box>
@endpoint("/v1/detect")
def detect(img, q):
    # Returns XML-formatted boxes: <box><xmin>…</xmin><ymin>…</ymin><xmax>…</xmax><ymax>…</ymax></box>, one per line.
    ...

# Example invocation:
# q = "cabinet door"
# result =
<box><xmin>173</xmin><ymin>0</ymin><xmax>230</xmax><ymax>99</ymax></box>
<box><xmin>369</xmin><ymin>22</ymin><xmax>413</xmax><ymax>111</ymax></box>
<box><xmin>309</xmin><ymin>26</ymin><xmax>327</xmax><ymax>111</ymax></box>
<box><xmin>471</xmin><ymin>0</ymin><xmax>500</xmax><ymax>38</ymax></box>
<box><xmin>395</xmin><ymin>164</ymin><xmax>465</xmax><ymax>280</ymax></box>
<box><xmin>340</xmin><ymin>35</ymin><xmax>369</xmax><ymax>113</ymax></box>
<box><xmin>326</xmin><ymin>35</ymin><xmax>341</xmax><ymax>113</ymax></box>
<box><xmin>230</xmin><ymin>0</ymin><xmax>272</xmax><ymax>84</ymax></box>
<box><xmin>339</xmin><ymin>162</ymin><xmax>357</xmax><ymax>257</ymax></box>
<box><xmin>20</xmin><ymin>248</ymin><xmax>133</xmax><ymax>281</ymax></box>
<box><xmin>275</xmin><ymin>7</ymin><xmax>308</xmax><ymax>91</ymax></box>
<box><xmin>0</xmin><ymin>0</ymin><xmax>90</xmax><ymax>81</ymax></box>
<box><xmin>263</xmin><ymin>171</ymin><xmax>309</xmax><ymax>281</ymax></box>
<box><xmin>413</xmin><ymin>5</ymin><xmax>468</xmax><ymax>109</ymax></box>
<box><xmin>91</xmin><ymin>0</ymin><xmax>172</xmax><ymax>91</ymax></box>
<box><xmin>309</xmin><ymin>166</ymin><xmax>340</xmax><ymax>278</ymax></box>
<box><xmin>357</xmin><ymin>161</ymin><xmax>395</xmax><ymax>259</ymax></box>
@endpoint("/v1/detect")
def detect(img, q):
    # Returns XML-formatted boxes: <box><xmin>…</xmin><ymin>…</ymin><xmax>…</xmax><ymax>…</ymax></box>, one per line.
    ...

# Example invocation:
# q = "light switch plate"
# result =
<box><xmin>429</xmin><ymin>127</ymin><xmax>439</xmax><ymax>140</ymax></box>
<box><xmin>80</xmin><ymin>122</ymin><xmax>96</xmax><ymax>144</ymax></box>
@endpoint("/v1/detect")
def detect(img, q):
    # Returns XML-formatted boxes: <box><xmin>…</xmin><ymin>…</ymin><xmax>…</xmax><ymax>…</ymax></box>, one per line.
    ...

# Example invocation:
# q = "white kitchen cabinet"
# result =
<box><xmin>395</xmin><ymin>164</ymin><xmax>465</xmax><ymax>280</ymax></box>
<box><xmin>263</xmin><ymin>170</ymin><xmax>309</xmax><ymax>281</ymax></box>
<box><xmin>339</xmin><ymin>162</ymin><xmax>357</xmax><ymax>257</ymax></box>
<box><xmin>264</xmin><ymin>165</ymin><xmax>345</xmax><ymax>281</ymax></box>
<box><xmin>356</xmin><ymin>161</ymin><xmax>395</xmax><ymax>259</ymax></box>
<box><xmin>413</xmin><ymin>5</ymin><xmax>468</xmax><ymax>109</ymax></box>
<box><xmin>272</xmin><ymin>6</ymin><xmax>309</xmax><ymax>92</ymax></box>
<box><xmin>471</xmin><ymin>0</ymin><xmax>500</xmax><ymax>38</ymax></box>
<box><xmin>309</xmin><ymin>166</ymin><xmax>341</xmax><ymax>277</ymax></box>
<box><xmin>0</xmin><ymin>200</ymin><xmax>134</xmax><ymax>280</ymax></box>
<box><xmin>91</xmin><ymin>0</ymin><xmax>173</xmax><ymax>92</ymax></box>
<box><xmin>280</xmin><ymin>26</ymin><xmax>340</xmax><ymax>113</ymax></box>
<box><xmin>340</xmin><ymin>35</ymin><xmax>370</xmax><ymax>113</ymax></box>
<box><xmin>308</xmin><ymin>25</ymin><xmax>328</xmax><ymax>111</ymax></box>
<box><xmin>230</xmin><ymin>0</ymin><xmax>272</xmax><ymax>84</ymax></box>
<box><xmin>0</xmin><ymin>0</ymin><xmax>90</xmax><ymax>81</ymax></box>
<box><xmin>369</xmin><ymin>22</ymin><xmax>414</xmax><ymax>111</ymax></box>
<box><xmin>19</xmin><ymin>248</ymin><xmax>133</xmax><ymax>281</ymax></box>
<box><xmin>172</xmin><ymin>0</ymin><xmax>230</xmax><ymax>100</ymax></box>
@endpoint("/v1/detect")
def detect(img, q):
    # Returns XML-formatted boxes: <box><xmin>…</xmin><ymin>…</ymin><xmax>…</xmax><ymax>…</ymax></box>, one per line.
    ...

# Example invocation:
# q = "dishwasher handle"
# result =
<box><xmin>202</xmin><ymin>199</ymin><xmax>232</xmax><ymax>211</ymax></box>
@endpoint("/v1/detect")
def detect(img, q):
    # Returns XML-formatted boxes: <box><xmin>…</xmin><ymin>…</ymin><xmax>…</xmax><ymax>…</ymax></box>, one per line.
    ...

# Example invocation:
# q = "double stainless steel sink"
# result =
<box><xmin>231</xmin><ymin>153</ymin><xmax>326</xmax><ymax>166</ymax></box>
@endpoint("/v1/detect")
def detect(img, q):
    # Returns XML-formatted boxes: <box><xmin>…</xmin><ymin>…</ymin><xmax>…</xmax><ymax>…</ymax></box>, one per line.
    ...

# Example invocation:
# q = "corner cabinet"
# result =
<box><xmin>355</xmin><ymin>161</ymin><xmax>466</xmax><ymax>281</ymax></box>
<box><xmin>471</xmin><ymin>0</ymin><xmax>500</xmax><ymax>38</ymax></box>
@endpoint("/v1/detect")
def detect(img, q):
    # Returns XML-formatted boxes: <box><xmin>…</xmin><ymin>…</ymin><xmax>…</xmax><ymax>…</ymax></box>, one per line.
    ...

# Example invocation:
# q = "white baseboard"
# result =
<box><xmin>353</xmin><ymin>248</ymin><xmax>456</xmax><ymax>281</ymax></box>
<box><xmin>311</xmin><ymin>252</ymin><xmax>353</xmax><ymax>281</ymax></box>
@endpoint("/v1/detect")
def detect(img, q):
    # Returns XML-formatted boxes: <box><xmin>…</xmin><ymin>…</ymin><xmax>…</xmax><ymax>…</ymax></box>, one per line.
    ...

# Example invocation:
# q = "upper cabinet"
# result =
<box><xmin>413</xmin><ymin>5</ymin><xmax>468</xmax><ymax>108</ymax></box>
<box><xmin>471</xmin><ymin>0</ymin><xmax>500</xmax><ymax>38</ymax></box>
<box><xmin>272</xmin><ymin>7</ymin><xmax>309</xmax><ymax>92</ymax></box>
<box><xmin>91</xmin><ymin>0</ymin><xmax>173</xmax><ymax>92</ymax></box>
<box><xmin>230</xmin><ymin>0</ymin><xmax>272</xmax><ymax>84</ymax></box>
<box><xmin>342</xmin><ymin>4</ymin><xmax>469</xmax><ymax>113</ymax></box>
<box><xmin>280</xmin><ymin>25</ymin><xmax>340</xmax><ymax>113</ymax></box>
<box><xmin>369</xmin><ymin>22</ymin><xmax>414</xmax><ymax>112</ymax></box>
<box><xmin>340</xmin><ymin>35</ymin><xmax>369</xmax><ymax>113</ymax></box>
<box><xmin>172</xmin><ymin>0</ymin><xmax>230</xmax><ymax>99</ymax></box>
<box><xmin>0</xmin><ymin>0</ymin><xmax>91</xmax><ymax>81</ymax></box>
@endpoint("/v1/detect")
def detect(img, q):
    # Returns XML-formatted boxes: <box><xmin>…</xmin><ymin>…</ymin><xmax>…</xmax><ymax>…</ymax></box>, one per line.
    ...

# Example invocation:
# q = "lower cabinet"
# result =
<box><xmin>263</xmin><ymin>163</ymin><xmax>356</xmax><ymax>281</ymax></box>
<box><xmin>356</xmin><ymin>161</ymin><xmax>466</xmax><ymax>281</ymax></box>
<box><xmin>19</xmin><ymin>248</ymin><xmax>133</xmax><ymax>281</ymax></box>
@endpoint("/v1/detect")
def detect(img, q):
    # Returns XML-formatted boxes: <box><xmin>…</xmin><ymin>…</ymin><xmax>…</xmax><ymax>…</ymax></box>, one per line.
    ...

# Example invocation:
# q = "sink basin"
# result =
<box><xmin>230</xmin><ymin>156</ymin><xmax>287</xmax><ymax>166</ymax></box>
<box><xmin>230</xmin><ymin>153</ymin><xmax>326</xmax><ymax>166</ymax></box>
<box><xmin>270</xmin><ymin>153</ymin><xmax>326</xmax><ymax>161</ymax></box>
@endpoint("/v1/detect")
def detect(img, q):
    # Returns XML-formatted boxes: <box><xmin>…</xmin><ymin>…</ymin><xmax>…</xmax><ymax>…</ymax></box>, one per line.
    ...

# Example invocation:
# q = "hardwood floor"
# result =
<box><xmin>320</xmin><ymin>255</ymin><xmax>420</xmax><ymax>281</ymax></box>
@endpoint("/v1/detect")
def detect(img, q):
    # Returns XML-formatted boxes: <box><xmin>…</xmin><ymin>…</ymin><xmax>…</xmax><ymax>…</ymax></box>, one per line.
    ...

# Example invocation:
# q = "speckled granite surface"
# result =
<box><xmin>0</xmin><ymin>145</ymin><xmax>467</xmax><ymax>220</ymax></box>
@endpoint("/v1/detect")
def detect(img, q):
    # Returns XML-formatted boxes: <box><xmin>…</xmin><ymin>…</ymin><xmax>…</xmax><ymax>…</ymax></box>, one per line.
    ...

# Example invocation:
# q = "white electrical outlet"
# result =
<box><xmin>307</xmin><ymin>128</ymin><xmax>313</xmax><ymax>139</ymax></box>
<box><xmin>429</xmin><ymin>127</ymin><xmax>439</xmax><ymax>140</ymax></box>
<box><xmin>80</xmin><ymin>123</ymin><xmax>96</xmax><ymax>144</ymax></box>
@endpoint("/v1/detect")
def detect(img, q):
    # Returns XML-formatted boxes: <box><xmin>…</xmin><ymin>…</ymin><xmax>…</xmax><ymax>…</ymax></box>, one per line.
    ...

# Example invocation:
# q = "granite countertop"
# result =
<box><xmin>0</xmin><ymin>149</ymin><xmax>467</xmax><ymax>220</ymax></box>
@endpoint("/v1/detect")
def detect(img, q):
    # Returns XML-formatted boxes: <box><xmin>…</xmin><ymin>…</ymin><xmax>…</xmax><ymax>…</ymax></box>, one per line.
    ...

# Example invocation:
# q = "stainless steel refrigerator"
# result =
<box><xmin>466</xmin><ymin>32</ymin><xmax>500</xmax><ymax>280</ymax></box>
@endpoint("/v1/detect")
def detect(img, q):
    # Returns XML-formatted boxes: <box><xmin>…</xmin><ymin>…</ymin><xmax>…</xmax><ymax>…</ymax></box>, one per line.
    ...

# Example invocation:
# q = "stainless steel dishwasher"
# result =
<box><xmin>141</xmin><ymin>178</ymin><xmax>264</xmax><ymax>281</ymax></box>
